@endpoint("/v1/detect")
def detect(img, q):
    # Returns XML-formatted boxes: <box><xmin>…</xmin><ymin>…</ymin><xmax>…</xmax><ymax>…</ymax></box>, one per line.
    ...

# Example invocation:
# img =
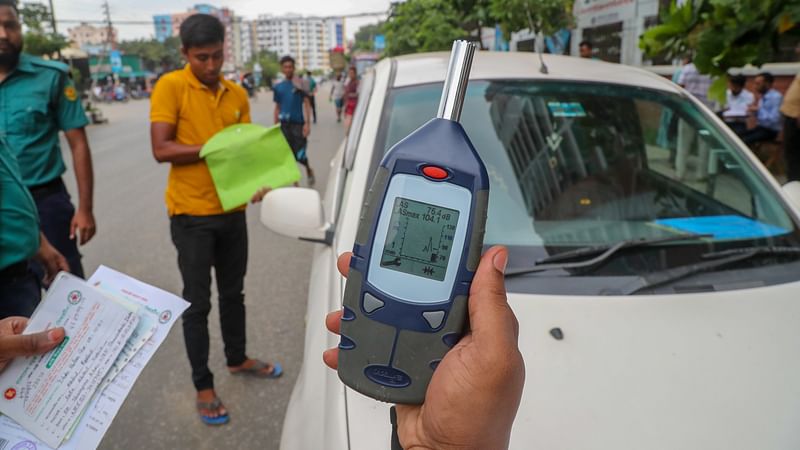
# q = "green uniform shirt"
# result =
<box><xmin>0</xmin><ymin>53</ymin><xmax>89</xmax><ymax>187</ymax></box>
<box><xmin>0</xmin><ymin>138</ymin><xmax>40</xmax><ymax>270</ymax></box>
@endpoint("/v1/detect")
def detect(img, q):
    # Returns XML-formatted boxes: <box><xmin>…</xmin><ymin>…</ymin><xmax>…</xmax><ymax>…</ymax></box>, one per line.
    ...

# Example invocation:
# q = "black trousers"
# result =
<box><xmin>30</xmin><ymin>178</ymin><xmax>84</xmax><ymax>279</ymax></box>
<box><xmin>170</xmin><ymin>212</ymin><xmax>248</xmax><ymax>391</ymax></box>
<box><xmin>309</xmin><ymin>95</ymin><xmax>317</xmax><ymax>123</ymax></box>
<box><xmin>281</xmin><ymin>122</ymin><xmax>310</xmax><ymax>168</ymax></box>
<box><xmin>0</xmin><ymin>262</ymin><xmax>41</xmax><ymax>318</ymax></box>
<box><xmin>784</xmin><ymin>115</ymin><xmax>800</xmax><ymax>182</ymax></box>
<box><xmin>740</xmin><ymin>125</ymin><xmax>778</xmax><ymax>147</ymax></box>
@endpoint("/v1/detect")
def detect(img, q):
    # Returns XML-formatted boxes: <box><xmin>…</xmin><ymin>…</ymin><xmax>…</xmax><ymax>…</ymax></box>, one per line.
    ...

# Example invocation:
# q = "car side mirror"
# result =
<box><xmin>782</xmin><ymin>181</ymin><xmax>800</xmax><ymax>212</ymax></box>
<box><xmin>260</xmin><ymin>188</ymin><xmax>332</xmax><ymax>245</ymax></box>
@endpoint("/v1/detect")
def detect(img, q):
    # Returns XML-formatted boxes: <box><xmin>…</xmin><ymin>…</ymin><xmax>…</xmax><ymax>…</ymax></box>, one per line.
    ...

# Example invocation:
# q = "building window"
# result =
<box><xmin>582</xmin><ymin>22</ymin><xmax>624</xmax><ymax>63</ymax></box>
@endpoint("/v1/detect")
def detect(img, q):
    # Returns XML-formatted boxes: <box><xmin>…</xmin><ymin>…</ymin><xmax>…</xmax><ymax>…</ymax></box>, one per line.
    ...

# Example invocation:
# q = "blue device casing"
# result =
<box><xmin>338</xmin><ymin>118</ymin><xmax>489</xmax><ymax>404</ymax></box>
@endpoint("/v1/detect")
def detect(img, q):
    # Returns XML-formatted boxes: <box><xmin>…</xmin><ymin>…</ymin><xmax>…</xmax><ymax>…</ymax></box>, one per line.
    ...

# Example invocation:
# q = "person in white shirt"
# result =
<box><xmin>677</xmin><ymin>60</ymin><xmax>714</xmax><ymax>109</ymax></box>
<box><xmin>329</xmin><ymin>73</ymin><xmax>346</xmax><ymax>123</ymax></box>
<box><xmin>722</xmin><ymin>74</ymin><xmax>754</xmax><ymax>136</ymax></box>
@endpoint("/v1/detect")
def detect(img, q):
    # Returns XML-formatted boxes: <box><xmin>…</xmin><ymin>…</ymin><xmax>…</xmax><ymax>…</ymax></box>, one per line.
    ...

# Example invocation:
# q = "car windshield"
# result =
<box><xmin>373</xmin><ymin>80</ymin><xmax>800</xmax><ymax>295</ymax></box>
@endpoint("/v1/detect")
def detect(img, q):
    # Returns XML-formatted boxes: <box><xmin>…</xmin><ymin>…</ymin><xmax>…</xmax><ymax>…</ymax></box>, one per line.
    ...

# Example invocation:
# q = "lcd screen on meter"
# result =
<box><xmin>380</xmin><ymin>197</ymin><xmax>460</xmax><ymax>281</ymax></box>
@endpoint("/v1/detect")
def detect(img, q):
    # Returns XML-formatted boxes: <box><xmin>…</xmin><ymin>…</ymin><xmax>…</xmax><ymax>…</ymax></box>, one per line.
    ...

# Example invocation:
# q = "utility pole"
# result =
<box><xmin>102</xmin><ymin>0</ymin><xmax>114</xmax><ymax>52</ymax></box>
<box><xmin>101</xmin><ymin>0</ymin><xmax>116</xmax><ymax>86</ymax></box>
<box><xmin>47</xmin><ymin>0</ymin><xmax>61</xmax><ymax>59</ymax></box>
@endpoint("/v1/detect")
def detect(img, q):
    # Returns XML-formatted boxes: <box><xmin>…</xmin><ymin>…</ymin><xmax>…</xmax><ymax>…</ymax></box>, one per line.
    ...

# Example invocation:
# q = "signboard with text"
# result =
<box><xmin>574</xmin><ymin>0</ymin><xmax>636</xmax><ymax>28</ymax></box>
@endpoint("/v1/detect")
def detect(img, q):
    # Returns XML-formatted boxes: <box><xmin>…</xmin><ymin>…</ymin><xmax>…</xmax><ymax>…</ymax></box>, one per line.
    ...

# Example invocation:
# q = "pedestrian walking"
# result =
<box><xmin>0</xmin><ymin>138</ymin><xmax>69</xmax><ymax>318</ymax></box>
<box><xmin>274</xmin><ymin>55</ymin><xmax>316</xmax><ymax>185</ymax></box>
<box><xmin>782</xmin><ymin>71</ymin><xmax>800</xmax><ymax>181</ymax></box>
<box><xmin>330</xmin><ymin>72</ymin><xmax>345</xmax><ymax>123</ymax></box>
<box><xmin>306</xmin><ymin>70</ymin><xmax>318</xmax><ymax>124</ymax></box>
<box><xmin>343</xmin><ymin>66</ymin><xmax>359</xmax><ymax>135</ymax></box>
<box><xmin>0</xmin><ymin>0</ymin><xmax>96</xmax><ymax>280</ymax></box>
<box><xmin>149</xmin><ymin>13</ymin><xmax>281</xmax><ymax>427</ymax></box>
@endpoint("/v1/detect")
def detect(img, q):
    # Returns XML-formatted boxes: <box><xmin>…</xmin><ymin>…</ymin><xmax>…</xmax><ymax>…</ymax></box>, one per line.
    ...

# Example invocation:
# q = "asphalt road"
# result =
<box><xmin>59</xmin><ymin>89</ymin><xmax>342</xmax><ymax>450</ymax></box>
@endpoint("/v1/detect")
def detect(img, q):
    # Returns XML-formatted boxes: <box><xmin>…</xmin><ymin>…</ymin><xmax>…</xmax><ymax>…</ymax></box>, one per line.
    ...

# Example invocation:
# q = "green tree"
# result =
<box><xmin>384</xmin><ymin>0</ymin><xmax>467</xmax><ymax>56</ymax></box>
<box><xmin>353</xmin><ymin>22</ymin><xmax>384</xmax><ymax>52</ymax></box>
<box><xmin>640</xmin><ymin>0</ymin><xmax>800</xmax><ymax>101</ymax></box>
<box><xmin>246</xmin><ymin>50</ymin><xmax>280</xmax><ymax>87</ymax></box>
<box><xmin>19</xmin><ymin>2</ymin><xmax>68</xmax><ymax>57</ymax></box>
<box><xmin>489</xmin><ymin>0</ymin><xmax>574</xmax><ymax>40</ymax></box>
<box><xmin>453</xmin><ymin>0</ymin><xmax>494</xmax><ymax>46</ymax></box>
<box><xmin>118</xmin><ymin>37</ymin><xmax>182</xmax><ymax>72</ymax></box>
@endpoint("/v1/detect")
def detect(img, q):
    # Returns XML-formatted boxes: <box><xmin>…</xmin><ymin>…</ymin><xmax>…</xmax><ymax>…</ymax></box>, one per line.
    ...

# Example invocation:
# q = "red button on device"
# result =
<box><xmin>422</xmin><ymin>166</ymin><xmax>448</xmax><ymax>180</ymax></box>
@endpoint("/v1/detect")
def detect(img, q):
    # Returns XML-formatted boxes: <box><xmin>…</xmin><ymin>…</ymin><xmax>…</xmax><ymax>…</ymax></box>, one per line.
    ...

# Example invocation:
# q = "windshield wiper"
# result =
<box><xmin>621</xmin><ymin>246</ymin><xmax>800</xmax><ymax>295</ymax></box>
<box><xmin>505</xmin><ymin>233</ymin><xmax>712</xmax><ymax>277</ymax></box>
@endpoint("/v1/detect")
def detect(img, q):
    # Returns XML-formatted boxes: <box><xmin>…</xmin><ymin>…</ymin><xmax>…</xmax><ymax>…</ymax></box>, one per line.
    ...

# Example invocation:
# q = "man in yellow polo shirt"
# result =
<box><xmin>149</xmin><ymin>14</ymin><xmax>280</xmax><ymax>426</ymax></box>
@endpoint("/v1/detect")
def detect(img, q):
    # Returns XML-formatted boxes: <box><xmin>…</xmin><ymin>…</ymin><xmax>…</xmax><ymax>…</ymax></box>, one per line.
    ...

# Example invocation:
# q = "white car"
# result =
<box><xmin>262</xmin><ymin>52</ymin><xmax>800</xmax><ymax>450</ymax></box>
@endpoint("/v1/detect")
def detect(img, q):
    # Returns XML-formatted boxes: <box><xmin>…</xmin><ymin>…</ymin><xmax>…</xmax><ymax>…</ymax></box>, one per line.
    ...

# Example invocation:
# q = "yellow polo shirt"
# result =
<box><xmin>150</xmin><ymin>65</ymin><xmax>251</xmax><ymax>216</ymax></box>
<box><xmin>781</xmin><ymin>73</ymin><xmax>800</xmax><ymax>119</ymax></box>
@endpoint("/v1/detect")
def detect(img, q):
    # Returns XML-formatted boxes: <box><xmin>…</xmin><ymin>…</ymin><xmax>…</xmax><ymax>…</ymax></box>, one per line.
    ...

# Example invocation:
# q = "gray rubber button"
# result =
<box><xmin>363</xmin><ymin>293</ymin><xmax>385</xmax><ymax>313</ymax></box>
<box><xmin>422</xmin><ymin>311</ymin><xmax>446</xmax><ymax>329</ymax></box>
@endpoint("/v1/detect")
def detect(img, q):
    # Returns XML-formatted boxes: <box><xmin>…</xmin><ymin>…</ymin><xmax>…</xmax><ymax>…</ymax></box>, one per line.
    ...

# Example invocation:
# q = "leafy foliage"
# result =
<box><xmin>118</xmin><ymin>37</ymin><xmax>182</xmax><ymax>72</ymax></box>
<box><xmin>245</xmin><ymin>50</ymin><xmax>280</xmax><ymax>87</ymax></box>
<box><xmin>640</xmin><ymin>0</ymin><xmax>800</xmax><ymax>101</ymax></box>
<box><xmin>19</xmin><ymin>2</ymin><xmax>68</xmax><ymax>57</ymax></box>
<box><xmin>452</xmin><ymin>0</ymin><xmax>494</xmax><ymax>45</ymax></box>
<box><xmin>489</xmin><ymin>0</ymin><xmax>574</xmax><ymax>39</ymax></box>
<box><xmin>353</xmin><ymin>22</ymin><xmax>385</xmax><ymax>52</ymax></box>
<box><xmin>383</xmin><ymin>0</ymin><xmax>467</xmax><ymax>56</ymax></box>
<box><xmin>23</xmin><ymin>31</ymin><xmax>68</xmax><ymax>56</ymax></box>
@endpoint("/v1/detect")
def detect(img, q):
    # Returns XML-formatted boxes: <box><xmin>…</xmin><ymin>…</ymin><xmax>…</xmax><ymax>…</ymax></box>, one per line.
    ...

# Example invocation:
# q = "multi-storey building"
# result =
<box><xmin>67</xmin><ymin>22</ymin><xmax>118</xmax><ymax>54</ymax></box>
<box><xmin>254</xmin><ymin>14</ymin><xmax>346</xmax><ymax>71</ymax></box>
<box><xmin>153</xmin><ymin>4</ymin><xmax>237</xmax><ymax>71</ymax></box>
<box><xmin>233</xmin><ymin>17</ymin><xmax>257</xmax><ymax>67</ymax></box>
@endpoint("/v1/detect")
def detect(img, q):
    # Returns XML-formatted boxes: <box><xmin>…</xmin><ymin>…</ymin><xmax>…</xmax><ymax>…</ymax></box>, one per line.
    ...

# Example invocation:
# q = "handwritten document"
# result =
<box><xmin>0</xmin><ymin>273</ymin><xmax>140</xmax><ymax>448</ymax></box>
<box><xmin>0</xmin><ymin>267</ymin><xmax>189</xmax><ymax>449</ymax></box>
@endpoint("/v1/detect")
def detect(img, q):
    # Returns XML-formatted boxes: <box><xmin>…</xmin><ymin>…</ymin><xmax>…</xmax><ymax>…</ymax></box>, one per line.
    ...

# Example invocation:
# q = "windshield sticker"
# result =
<box><xmin>547</xmin><ymin>102</ymin><xmax>586</xmax><ymax>118</ymax></box>
<box><xmin>654</xmin><ymin>216</ymin><xmax>789</xmax><ymax>240</ymax></box>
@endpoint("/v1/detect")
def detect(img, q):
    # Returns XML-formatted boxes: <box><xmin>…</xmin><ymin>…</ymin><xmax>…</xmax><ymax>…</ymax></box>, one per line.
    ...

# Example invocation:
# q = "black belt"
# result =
<box><xmin>0</xmin><ymin>261</ymin><xmax>28</xmax><ymax>282</ymax></box>
<box><xmin>29</xmin><ymin>177</ymin><xmax>64</xmax><ymax>201</ymax></box>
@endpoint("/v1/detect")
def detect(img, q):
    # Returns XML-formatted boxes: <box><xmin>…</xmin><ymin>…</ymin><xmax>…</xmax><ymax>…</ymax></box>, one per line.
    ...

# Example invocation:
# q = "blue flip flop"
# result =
<box><xmin>197</xmin><ymin>398</ymin><xmax>229</xmax><ymax>426</ymax></box>
<box><xmin>230</xmin><ymin>360</ymin><xmax>283</xmax><ymax>379</ymax></box>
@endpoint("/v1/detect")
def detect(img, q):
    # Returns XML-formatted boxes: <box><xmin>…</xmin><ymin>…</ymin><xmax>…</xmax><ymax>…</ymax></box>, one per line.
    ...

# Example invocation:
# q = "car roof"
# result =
<box><xmin>387</xmin><ymin>51</ymin><xmax>682</xmax><ymax>94</ymax></box>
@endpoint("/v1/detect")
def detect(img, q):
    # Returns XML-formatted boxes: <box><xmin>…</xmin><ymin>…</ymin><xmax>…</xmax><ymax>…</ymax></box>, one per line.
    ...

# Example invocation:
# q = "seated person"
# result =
<box><xmin>721</xmin><ymin>74</ymin><xmax>754</xmax><ymax>136</ymax></box>
<box><xmin>740</xmin><ymin>72</ymin><xmax>783</xmax><ymax>146</ymax></box>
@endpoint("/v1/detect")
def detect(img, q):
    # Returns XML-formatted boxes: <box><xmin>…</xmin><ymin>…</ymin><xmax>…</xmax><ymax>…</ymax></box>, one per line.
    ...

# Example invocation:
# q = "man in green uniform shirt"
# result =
<box><xmin>0</xmin><ymin>0</ymin><xmax>95</xmax><ymax>279</ymax></box>
<box><xmin>0</xmin><ymin>138</ymin><xmax>68</xmax><ymax>317</ymax></box>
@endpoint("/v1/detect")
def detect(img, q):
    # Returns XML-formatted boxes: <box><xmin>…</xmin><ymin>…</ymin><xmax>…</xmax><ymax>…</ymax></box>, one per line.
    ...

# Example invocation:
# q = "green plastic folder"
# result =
<box><xmin>200</xmin><ymin>123</ymin><xmax>301</xmax><ymax>211</ymax></box>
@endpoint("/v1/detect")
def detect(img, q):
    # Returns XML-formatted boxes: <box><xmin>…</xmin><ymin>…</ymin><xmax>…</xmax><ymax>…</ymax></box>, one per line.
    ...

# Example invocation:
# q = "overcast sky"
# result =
<box><xmin>51</xmin><ymin>0</ymin><xmax>389</xmax><ymax>40</ymax></box>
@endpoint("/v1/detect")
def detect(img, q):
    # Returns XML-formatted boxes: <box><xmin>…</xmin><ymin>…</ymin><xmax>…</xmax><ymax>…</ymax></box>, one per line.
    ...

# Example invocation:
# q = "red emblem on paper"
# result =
<box><xmin>4</xmin><ymin>388</ymin><xmax>16</xmax><ymax>400</ymax></box>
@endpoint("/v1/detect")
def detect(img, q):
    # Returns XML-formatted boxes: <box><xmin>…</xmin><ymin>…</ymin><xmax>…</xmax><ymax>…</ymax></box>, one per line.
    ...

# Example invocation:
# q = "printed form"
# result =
<box><xmin>0</xmin><ymin>273</ymin><xmax>140</xmax><ymax>448</ymax></box>
<box><xmin>0</xmin><ymin>267</ymin><xmax>189</xmax><ymax>449</ymax></box>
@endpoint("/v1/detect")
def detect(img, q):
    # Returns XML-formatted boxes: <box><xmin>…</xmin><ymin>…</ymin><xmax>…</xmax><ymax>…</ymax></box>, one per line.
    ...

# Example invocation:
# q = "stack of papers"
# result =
<box><xmin>0</xmin><ymin>267</ymin><xmax>189</xmax><ymax>449</ymax></box>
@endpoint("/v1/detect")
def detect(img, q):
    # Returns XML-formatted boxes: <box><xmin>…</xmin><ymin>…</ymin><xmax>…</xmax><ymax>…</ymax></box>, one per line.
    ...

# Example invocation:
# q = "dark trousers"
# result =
<box><xmin>0</xmin><ymin>262</ymin><xmax>41</xmax><ymax>318</ymax></box>
<box><xmin>309</xmin><ymin>95</ymin><xmax>317</xmax><ymax>123</ymax></box>
<box><xmin>170</xmin><ymin>212</ymin><xmax>249</xmax><ymax>391</ymax></box>
<box><xmin>281</xmin><ymin>122</ymin><xmax>311</xmax><ymax>169</ymax></box>
<box><xmin>740</xmin><ymin>125</ymin><xmax>779</xmax><ymax>147</ymax></box>
<box><xmin>724</xmin><ymin>120</ymin><xmax>748</xmax><ymax>137</ymax></box>
<box><xmin>784</xmin><ymin>115</ymin><xmax>800</xmax><ymax>182</ymax></box>
<box><xmin>30</xmin><ymin>178</ymin><xmax>84</xmax><ymax>279</ymax></box>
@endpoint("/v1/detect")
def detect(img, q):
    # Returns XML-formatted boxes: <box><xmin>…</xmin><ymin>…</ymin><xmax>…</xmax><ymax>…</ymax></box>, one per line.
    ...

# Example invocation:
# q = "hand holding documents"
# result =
<box><xmin>0</xmin><ymin>267</ymin><xmax>189</xmax><ymax>449</ymax></box>
<box><xmin>200</xmin><ymin>123</ymin><xmax>302</xmax><ymax>211</ymax></box>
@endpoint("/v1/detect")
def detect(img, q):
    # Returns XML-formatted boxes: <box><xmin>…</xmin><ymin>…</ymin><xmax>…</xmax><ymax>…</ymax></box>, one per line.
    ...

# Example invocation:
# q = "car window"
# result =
<box><xmin>372</xmin><ymin>80</ymin><xmax>800</xmax><ymax>294</ymax></box>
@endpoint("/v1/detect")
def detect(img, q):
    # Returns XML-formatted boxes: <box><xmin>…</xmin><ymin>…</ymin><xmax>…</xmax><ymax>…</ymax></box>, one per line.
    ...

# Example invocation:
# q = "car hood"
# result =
<box><xmin>346</xmin><ymin>281</ymin><xmax>800</xmax><ymax>450</ymax></box>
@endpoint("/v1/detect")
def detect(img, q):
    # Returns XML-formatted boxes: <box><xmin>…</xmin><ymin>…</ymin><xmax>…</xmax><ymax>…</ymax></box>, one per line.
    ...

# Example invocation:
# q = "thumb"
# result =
<box><xmin>0</xmin><ymin>328</ymin><xmax>65</xmax><ymax>359</ymax></box>
<box><xmin>467</xmin><ymin>246</ymin><xmax>517</xmax><ymax>342</ymax></box>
